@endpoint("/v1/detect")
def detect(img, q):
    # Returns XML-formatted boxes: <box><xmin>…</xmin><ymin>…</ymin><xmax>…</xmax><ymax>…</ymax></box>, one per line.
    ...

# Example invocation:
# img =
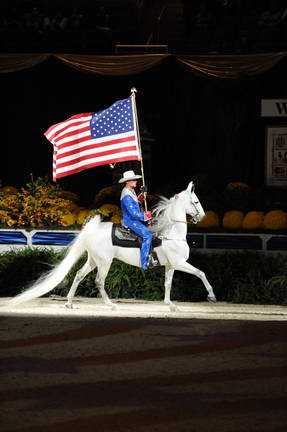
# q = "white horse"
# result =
<box><xmin>9</xmin><ymin>181</ymin><xmax>216</xmax><ymax>311</ymax></box>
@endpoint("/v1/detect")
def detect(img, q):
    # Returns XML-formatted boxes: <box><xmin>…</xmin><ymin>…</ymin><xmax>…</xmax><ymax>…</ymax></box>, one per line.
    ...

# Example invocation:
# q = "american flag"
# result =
<box><xmin>44</xmin><ymin>97</ymin><xmax>140</xmax><ymax>180</ymax></box>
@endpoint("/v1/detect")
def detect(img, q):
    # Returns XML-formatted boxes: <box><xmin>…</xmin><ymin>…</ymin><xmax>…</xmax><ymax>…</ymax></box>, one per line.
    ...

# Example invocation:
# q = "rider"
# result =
<box><xmin>119</xmin><ymin>170</ymin><xmax>153</xmax><ymax>270</ymax></box>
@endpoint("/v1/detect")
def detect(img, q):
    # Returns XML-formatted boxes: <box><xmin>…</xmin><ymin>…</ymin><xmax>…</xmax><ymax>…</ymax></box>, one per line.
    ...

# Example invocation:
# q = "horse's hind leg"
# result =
<box><xmin>96</xmin><ymin>258</ymin><xmax>118</xmax><ymax>311</ymax></box>
<box><xmin>65</xmin><ymin>255</ymin><xmax>96</xmax><ymax>309</ymax></box>
<box><xmin>164</xmin><ymin>266</ymin><xmax>179</xmax><ymax>312</ymax></box>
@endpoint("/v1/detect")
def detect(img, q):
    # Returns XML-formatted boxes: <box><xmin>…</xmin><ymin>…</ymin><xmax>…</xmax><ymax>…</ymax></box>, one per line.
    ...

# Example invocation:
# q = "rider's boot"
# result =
<box><xmin>148</xmin><ymin>252</ymin><xmax>159</xmax><ymax>268</ymax></box>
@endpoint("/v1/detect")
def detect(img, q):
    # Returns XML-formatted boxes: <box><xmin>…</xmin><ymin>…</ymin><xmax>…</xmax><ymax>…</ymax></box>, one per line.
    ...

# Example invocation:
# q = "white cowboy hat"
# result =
<box><xmin>118</xmin><ymin>170</ymin><xmax>142</xmax><ymax>183</ymax></box>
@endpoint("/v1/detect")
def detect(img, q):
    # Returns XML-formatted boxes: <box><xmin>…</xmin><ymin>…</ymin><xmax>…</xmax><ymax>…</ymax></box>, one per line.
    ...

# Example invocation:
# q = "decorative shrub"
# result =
<box><xmin>65</xmin><ymin>201</ymin><xmax>80</xmax><ymax>212</ymax></box>
<box><xmin>110</xmin><ymin>214</ymin><xmax>122</xmax><ymax>223</ymax></box>
<box><xmin>0</xmin><ymin>177</ymin><xmax>73</xmax><ymax>227</ymax></box>
<box><xmin>58</xmin><ymin>190</ymin><xmax>79</xmax><ymax>202</ymax></box>
<box><xmin>0</xmin><ymin>186</ymin><xmax>19</xmax><ymax>195</ymax></box>
<box><xmin>226</xmin><ymin>182</ymin><xmax>249</xmax><ymax>190</ymax></box>
<box><xmin>1</xmin><ymin>249</ymin><xmax>286</xmax><ymax>305</ymax></box>
<box><xmin>98</xmin><ymin>204</ymin><xmax>121</xmax><ymax>218</ymax></box>
<box><xmin>242</xmin><ymin>211</ymin><xmax>264</xmax><ymax>230</ymax></box>
<box><xmin>222</xmin><ymin>210</ymin><xmax>244</xmax><ymax>230</ymax></box>
<box><xmin>94</xmin><ymin>186</ymin><xmax>117</xmax><ymax>206</ymax></box>
<box><xmin>264</xmin><ymin>210</ymin><xmax>287</xmax><ymax>230</ymax></box>
<box><xmin>232</xmin><ymin>273</ymin><xmax>287</xmax><ymax>305</ymax></box>
<box><xmin>223</xmin><ymin>181</ymin><xmax>251</xmax><ymax>211</ymax></box>
<box><xmin>60</xmin><ymin>211</ymin><xmax>77</xmax><ymax>227</ymax></box>
<box><xmin>195</xmin><ymin>210</ymin><xmax>220</xmax><ymax>228</ymax></box>
<box><xmin>76</xmin><ymin>209</ymin><xmax>91</xmax><ymax>225</ymax></box>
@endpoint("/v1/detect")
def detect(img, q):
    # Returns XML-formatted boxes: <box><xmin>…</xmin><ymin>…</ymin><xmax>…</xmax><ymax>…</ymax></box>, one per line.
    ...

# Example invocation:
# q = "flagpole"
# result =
<box><xmin>130</xmin><ymin>87</ymin><xmax>148</xmax><ymax>212</ymax></box>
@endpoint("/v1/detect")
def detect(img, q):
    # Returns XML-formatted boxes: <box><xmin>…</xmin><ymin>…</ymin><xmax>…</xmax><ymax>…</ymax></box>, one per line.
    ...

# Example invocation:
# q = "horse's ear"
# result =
<box><xmin>187</xmin><ymin>181</ymin><xmax>194</xmax><ymax>193</ymax></box>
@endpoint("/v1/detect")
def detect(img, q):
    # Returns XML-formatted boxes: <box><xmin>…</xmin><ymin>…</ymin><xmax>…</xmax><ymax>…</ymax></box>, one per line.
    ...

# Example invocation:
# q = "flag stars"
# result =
<box><xmin>90</xmin><ymin>98</ymin><xmax>134</xmax><ymax>139</ymax></box>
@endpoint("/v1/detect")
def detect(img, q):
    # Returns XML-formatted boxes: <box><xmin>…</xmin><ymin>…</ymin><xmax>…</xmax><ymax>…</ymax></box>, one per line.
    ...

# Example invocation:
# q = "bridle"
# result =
<box><xmin>188</xmin><ymin>199</ymin><xmax>201</xmax><ymax>224</ymax></box>
<box><xmin>171</xmin><ymin>198</ymin><xmax>201</xmax><ymax>225</ymax></box>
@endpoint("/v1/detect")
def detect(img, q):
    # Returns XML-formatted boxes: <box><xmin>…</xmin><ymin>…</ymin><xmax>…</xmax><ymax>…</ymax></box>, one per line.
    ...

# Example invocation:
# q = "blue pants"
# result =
<box><xmin>127</xmin><ymin>220</ymin><xmax>152</xmax><ymax>269</ymax></box>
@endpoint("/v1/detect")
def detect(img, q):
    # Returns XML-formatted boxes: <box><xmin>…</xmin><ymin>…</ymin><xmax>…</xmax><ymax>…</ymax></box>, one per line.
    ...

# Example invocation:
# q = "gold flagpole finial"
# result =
<box><xmin>130</xmin><ymin>87</ymin><xmax>137</xmax><ymax>96</ymax></box>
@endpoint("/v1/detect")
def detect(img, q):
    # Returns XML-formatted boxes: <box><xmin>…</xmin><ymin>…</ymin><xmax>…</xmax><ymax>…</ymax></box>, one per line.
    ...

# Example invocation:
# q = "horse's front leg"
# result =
<box><xmin>164</xmin><ymin>266</ymin><xmax>179</xmax><ymax>312</ymax></box>
<box><xmin>172</xmin><ymin>260</ymin><xmax>217</xmax><ymax>302</ymax></box>
<box><xmin>65</xmin><ymin>256</ymin><xmax>96</xmax><ymax>309</ymax></box>
<box><xmin>96</xmin><ymin>259</ymin><xmax>118</xmax><ymax>311</ymax></box>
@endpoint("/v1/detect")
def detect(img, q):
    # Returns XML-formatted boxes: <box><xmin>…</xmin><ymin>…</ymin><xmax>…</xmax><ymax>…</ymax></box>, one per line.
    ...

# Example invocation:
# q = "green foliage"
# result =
<box><xmin>0</xmin><ymin>248</ymin><xmax>60</xmax><ymax>296</ymax></box>
<box><xmin>0</xmin><ymin>175</ymin><xmax>73</xmax><ymax>228</ymax></box>
<box><xmin>52</xmin><ymin>252</ymin><xmax>99</xmax><ymax>298</ymax></box>
<box><xmin>106</xmin><ymin>260</ymin><xmax>165</xmax><ymax>300</ymax></box>
<box><xmin>233</xmin><ymin>274</ymin><xmax>287</xmax><ymax>305</ymax></box>
<box><xmin>0</xmin><ymin>248</ymin><xmax>286</xmax><ymax>305</ymax></box>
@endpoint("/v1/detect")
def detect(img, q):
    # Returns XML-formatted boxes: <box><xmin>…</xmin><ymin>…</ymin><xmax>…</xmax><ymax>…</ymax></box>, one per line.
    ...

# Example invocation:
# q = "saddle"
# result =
<box><xmin>111</xmin><ymin>224</ymin><xmax>162</xmax><ymax>249</ymax></box>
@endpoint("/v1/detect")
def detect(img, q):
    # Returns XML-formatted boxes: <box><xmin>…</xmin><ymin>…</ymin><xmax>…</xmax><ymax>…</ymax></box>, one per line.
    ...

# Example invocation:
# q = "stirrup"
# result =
<box><xmin>148</xmin><ymin>254</ymin><xmax>158</xmax><ymax>268</ymax></box>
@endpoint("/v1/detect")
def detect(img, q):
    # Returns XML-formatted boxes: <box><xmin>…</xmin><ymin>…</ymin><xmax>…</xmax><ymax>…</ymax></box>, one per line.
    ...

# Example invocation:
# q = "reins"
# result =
<box><xmin>171</xmin><ymin>219</ymin><xmax>187</xmax><ymax>224</ymax></box>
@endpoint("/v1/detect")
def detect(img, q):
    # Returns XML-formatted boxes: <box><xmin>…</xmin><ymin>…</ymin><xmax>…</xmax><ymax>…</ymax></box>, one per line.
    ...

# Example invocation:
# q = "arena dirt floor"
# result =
<box><xmin>0</xmin><ymin>297</ymin><xmax>287</xmax><ymax>432</ymax></box>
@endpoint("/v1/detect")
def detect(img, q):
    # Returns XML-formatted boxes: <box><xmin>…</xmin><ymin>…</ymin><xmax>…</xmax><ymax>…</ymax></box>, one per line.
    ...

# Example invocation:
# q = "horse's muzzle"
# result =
<box><xmin>193</xmin><ymin>212</ymin><xmax>205</xmax><ymax>224</ymax></box>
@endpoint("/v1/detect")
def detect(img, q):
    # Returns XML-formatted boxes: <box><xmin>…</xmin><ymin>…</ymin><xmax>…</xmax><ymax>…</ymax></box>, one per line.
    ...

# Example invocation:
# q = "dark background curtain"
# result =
<box><xmin>1</xmin><ymin>54</ymin><xmax>287</xmax><ymax>203</ymax></box>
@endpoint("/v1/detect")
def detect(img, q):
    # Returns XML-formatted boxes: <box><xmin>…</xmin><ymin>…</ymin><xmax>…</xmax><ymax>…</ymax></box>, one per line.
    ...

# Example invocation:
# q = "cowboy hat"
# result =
<box><xmin>118</xmin><ymin>170</ymin><xmax>142</xmax><ymax>183</ymax></box>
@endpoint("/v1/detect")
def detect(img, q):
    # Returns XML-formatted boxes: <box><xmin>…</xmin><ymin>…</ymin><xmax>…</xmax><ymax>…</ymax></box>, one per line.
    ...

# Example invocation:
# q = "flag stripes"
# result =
<box><xmin>44</xmin><ymin>98</ymin><xmax>140</xmax><ymax>180</ymax></box>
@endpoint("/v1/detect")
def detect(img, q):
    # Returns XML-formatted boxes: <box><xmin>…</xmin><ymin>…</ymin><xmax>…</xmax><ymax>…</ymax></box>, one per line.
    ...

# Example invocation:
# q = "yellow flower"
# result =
<box><xmin>76</xmin><ymin>209</ymin><xmax>91</xmax><ymax>225</ymax></box>
<box><xmin>60</xmin><ymin>212</ymin><xmax>77</xmax><ymax>227</ymax></box>
<box><xmin>110</xmin><ymin>214</ymin><xmax>122</xmax><ymax>224</ymax></box>
<box><xmin>98</xmin><ymin>204</ymin><xmax>121</xmax><ymax>219</ymax></box>
<box><xmin>223</xmin><ymin>210</ymin><xmax>244</xmax><ymax>229</ymax></box>
<box><xmin>0</xmin><ymin>177</ymin><xmax>84</xmax><ymax>227</ymax></box>
<box><xmin>242</xmin><ymin>211</ymin><xmax>264</xmax><ymax>230</ymax></box>
<box><xmin>195</xmin><ymin>211</ymin><xmax>220</xmax><ymax>228</ymax></box>
<box><xmin>264</xmin><ymin>210</ymin><xmax>287</xmax><ymax>230</ymax></box>
<box><xmin>64</xmin><ymin>201</ymin><xmax>80</xmax><ymax>212</ymax></box>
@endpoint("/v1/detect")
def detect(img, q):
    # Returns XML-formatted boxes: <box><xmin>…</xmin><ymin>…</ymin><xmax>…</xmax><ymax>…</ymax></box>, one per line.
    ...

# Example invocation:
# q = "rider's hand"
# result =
<box><xmin>138</xmin><ymin>193</ymin><xmax>144</xmax><ymax>203</ymax></box>
<box><xmin>144</xmin><ymin>211</ymin><xmax>152</xmax><ymax>221</ymax></box>
<box><xmin>140</xmin><ymin>185</ymin><xmax>148</xmax><ymax>193</ymax></box>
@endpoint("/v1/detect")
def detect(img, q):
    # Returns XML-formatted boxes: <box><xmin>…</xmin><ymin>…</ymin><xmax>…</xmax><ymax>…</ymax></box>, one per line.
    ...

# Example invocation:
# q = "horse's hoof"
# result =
<box><xmin>106</xmin><ymin>302</ymin><xmax>118</xmax><ymax>311</ymax></box>
<box><xmin>65</xmin><ymin>302</ymin><xmax>73</xmax><ymax>309</ymax></box>
<box><xmin>207</xmin><ymin>295</ymin><xmax>217</xmax><ymax>303</ymax></box>
<box><xmin>166</xmin><ymin>302</ymin><xmax>180</xmax><ymax>312</ymax></box>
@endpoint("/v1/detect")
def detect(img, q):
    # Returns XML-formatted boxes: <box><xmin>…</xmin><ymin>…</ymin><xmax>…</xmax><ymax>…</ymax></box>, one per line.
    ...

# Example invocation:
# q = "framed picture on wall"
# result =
<box><xmin>265</xmin><ymin>126</ymin><xmax>287</xmax><ymax>187</ymax></box>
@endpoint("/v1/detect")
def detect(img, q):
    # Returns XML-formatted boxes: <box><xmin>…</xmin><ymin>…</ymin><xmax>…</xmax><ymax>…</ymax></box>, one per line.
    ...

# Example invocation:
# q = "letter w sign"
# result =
<box><xmin>261</xmin><ymin>99</ymin><xmax>287</xmax><ymax>117</ymax></box>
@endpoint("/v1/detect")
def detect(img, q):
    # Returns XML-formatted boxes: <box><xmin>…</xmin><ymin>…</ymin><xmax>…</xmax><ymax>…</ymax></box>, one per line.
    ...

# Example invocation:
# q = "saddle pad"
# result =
<box><xmin>111</xmin><ymin>224</ymin><xmax>162</xmax><ymax>249</ymax></box>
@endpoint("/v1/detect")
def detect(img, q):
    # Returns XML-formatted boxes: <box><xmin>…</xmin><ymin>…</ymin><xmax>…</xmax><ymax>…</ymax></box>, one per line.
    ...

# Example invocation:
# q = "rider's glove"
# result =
<box><xmin>138</xmin><ymin>193</ymin><xmax>144</xmax><ymax>203</ymax></box>
<box><xmin>144</xmin><ymin>211</ymin><xmax>152</xmax><ymax>221</ymax></box>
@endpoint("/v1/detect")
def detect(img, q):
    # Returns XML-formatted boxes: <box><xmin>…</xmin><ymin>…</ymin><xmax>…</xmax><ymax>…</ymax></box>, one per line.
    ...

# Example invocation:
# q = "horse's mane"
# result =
<box><xmin>150</xmin><ymin>195</ymin><xmax>177</xmax><ymax>234</ymax></box>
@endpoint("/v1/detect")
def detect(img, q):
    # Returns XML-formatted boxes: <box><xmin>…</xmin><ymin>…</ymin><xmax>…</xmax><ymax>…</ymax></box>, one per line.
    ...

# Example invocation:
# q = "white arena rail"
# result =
<box><xmin>0</xmin><ymin>229</ymin><xmax>286</xmax><ymax>254</ymax></box>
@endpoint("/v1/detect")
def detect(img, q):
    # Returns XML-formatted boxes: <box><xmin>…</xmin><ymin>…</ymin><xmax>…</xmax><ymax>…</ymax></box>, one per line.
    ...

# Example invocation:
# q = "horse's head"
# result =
<box><xmin>178</xmin><ymin>181</ymin><xmax>205</xmax><ymax>223</ymax></box>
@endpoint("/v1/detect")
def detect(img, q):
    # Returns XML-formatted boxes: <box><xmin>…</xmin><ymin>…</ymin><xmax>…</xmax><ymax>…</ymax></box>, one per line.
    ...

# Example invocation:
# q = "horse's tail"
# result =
<box><xmin>8</xmin><ymin>215</ymin><xmax>102</xmax><ymax>307</ymax></box>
